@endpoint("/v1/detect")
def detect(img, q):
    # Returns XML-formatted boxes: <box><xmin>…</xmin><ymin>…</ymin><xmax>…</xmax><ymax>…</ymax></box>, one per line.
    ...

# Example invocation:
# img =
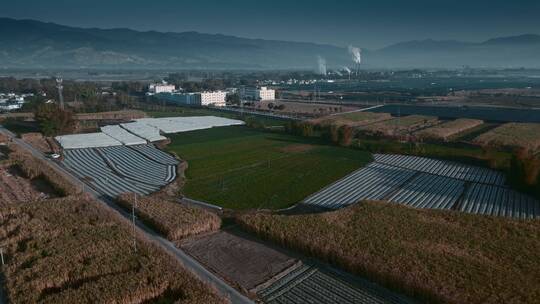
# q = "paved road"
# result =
<box><xmin>0</xmin><ymin>125</ymin><xmax>253</xmax><ymax>304</ymax></box>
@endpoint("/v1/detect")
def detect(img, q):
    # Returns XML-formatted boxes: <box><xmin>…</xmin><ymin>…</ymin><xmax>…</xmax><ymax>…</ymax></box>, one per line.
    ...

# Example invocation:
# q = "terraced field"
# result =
<box><xmin>303</xmin><ymin>154</ymin><xmax>540</xmax><ymax>219</ymax></box>
<box><xmin>62</xmin><ymin>144</ymin><xmax>178</xmax><ymax>198</ymax></box>
<box><xmin>166</xmin><ymin>126</ymin><xmax>372</xmax><ymax>210</ymax></box>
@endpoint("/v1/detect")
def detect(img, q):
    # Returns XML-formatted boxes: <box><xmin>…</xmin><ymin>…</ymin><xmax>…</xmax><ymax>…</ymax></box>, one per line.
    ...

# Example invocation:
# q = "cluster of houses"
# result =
<box><xmin>0</xmin><ymin>93</ymin><xmax>32</xmax><ymax>112</ymax></box>
<box><xmin>146</xmin><ymin>81</ymin><xmax>275</xmax><ymax>107</ymax></box>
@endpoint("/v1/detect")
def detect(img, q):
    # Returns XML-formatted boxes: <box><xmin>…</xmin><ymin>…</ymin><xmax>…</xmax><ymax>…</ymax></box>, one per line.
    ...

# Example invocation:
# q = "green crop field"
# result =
<box><xmin>167</xmin><ymin>126</ymin><xmax>372</xmax><ymax>210</ymax></box>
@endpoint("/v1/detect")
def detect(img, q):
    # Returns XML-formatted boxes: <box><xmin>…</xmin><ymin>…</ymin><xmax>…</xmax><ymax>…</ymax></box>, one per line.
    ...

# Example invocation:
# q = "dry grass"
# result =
<box><xmin>117</xmin><ymin>194</ymin><xmax>221</xmax><ymax>242</ymax></box>
<box><xmin>21</xmin><ymin>132</ymin><xmax>52</xmax><ymax>153</ymax></box>
<box><xmin>474</xmin><ymin>123</ymin><xmax>540</xmax><ymax>152</ymax></box>
<box><xmin>237</xmin><ymin>201</ymin><xmax>540</xmax><ymax>304</ymax></box>
<box><xmin>0</xmin><ymin>165</ymin><xmax>49</xmax><ymax>206</ymax></box>
<box><xmin>415</xmin><ymin>119</ymin><xmax>484</xmax><ymax>141</ymax></box>
<box><xmin>309</xmin><ymin>111</ymin><xmax>392</xmax><ymax>127</ymax></box>
<box><xmin>359</xmin><ymin>115</ymin><xmax>439</xmax><ymax>137</ymax></box>
<box><xmin>7</xmin><ymin>143</ymin><xmax>81</xmax><ymax>196</ymax></box>
<box><xmin>74</xmin><ymin>110</ymin><xmax>147</xmax><ymax>121</ymax></box>
<box><xmin>0</xmin><ymin>195</ymin><xmax>225</xmax><ymax>304</ymax></box>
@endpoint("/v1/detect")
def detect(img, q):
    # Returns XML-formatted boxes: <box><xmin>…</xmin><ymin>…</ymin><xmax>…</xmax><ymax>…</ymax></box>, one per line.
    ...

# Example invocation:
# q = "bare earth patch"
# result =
<box><xmin>280</xmin><ymin>144</ymin><xmax>315</xmax><ymax>153</ymax></box>
<box><xmin>21</xmin><ymin>132</ymin><xmax>52</xmax><ymax>154</ymax></box>
<box><xmin>254</xmin><ymin>100</ymin><xmax>359</xmax><ymax>116</ymax></box>
<box><xmin>181</xmin><ymin>230</ymin><xmax>297</xmax><ymax>294</ymax></box>
<box><xmin>0</xmin><ymin>165</ymin><xmax>51</xmax><ymax>206</ymax></box>
<box><xmin>309</xmin><ymin>111</ymin><xmax>392</xmax><ymax>127</ymax></box>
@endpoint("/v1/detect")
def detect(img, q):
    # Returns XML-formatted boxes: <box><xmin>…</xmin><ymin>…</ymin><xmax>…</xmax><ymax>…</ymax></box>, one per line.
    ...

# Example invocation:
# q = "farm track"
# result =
<box><xmin>0</xmin><ymin>125</ymin><xmax>253</xmax><ymax>304</ymax></box>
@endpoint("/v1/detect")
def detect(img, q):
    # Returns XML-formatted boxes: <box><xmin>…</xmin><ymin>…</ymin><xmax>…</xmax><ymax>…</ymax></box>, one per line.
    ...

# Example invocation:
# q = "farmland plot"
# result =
<box><xmin>130</xmin><ymin>144</ymin><xmax>179</xmax><ymax>165</ymax></box>
<box><xmin>387</xmin><ymin>174</ymin><xmax>465</xmax><ymax>210</ymax></box>
<box><xmin>358</xmin><ymin>115</ymin><xmax>439</xmax><ymax>137</ymax></box>
<box><xmin>259</xmin><ymin>263</ymin><xmax>414</xmax><ymax>304</ymax></box>
<box><xmin>0</xmin><ymin>196</ymin><xmax>224</xmax><ymax>303</ymax></box>
<box><xmin>310</xmin><ymin>111</ymin><xmax>392</xmax><ymax>127</ymax></box>
<box><xmin>0</xmin><ymin>165</ymin><xmax>51</xmax><ymax>205</ymax></box>
<box><xmin>167</xmin><ymin>126</ymin><xmax>372</xmax><ymax>210</ymax></box>
<box><xmin>374</xmin><ymin>153</ymin><xmax>506</xmax><ymax>185</ymax></box>
<box><xmin>303</xmin><ymin>163</ymin><xmax>416</xmax><ymax>209</ymax></box>
<box><xmin>97</xmin><ymin>145</ymin><xmax>177</xmax><ymax>186</ymax></box>
<box><xmin>303</xmin><ymin>154</ymin><xmax>539</xmax><ymax>219</ymax></box>
<box><xmin>473</xmin><ymin>122</ymin><xmax>540</xmax><ymax>152</ymax></box>
<box><xmin>238</xmin><ymin>201</ymin><xmax>540</xmax><ymax>304</ymax></box>
<box><xmin>414</xmin><ymin>118</ymin><xmax>483</xmax><ymax>141</ymax></box>
<box><xmin>62</xmin><ymin>145</ymin><xmax>177</xmax><ymax>198</ymax></box>
<box><xmin>460</xmin><ymin>183</ymin><xmax>540</xmax><ymax>219</ymax></box>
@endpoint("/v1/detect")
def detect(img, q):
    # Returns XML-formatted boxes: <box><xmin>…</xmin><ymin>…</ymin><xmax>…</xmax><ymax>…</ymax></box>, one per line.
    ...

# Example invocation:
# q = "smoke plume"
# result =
<box><xmin>348</xmin><ymin>46</ymin><xmax>362</xmax><ymax>64</ymax></box>
<box><xmin>317</xmin><ymin>56</ymin><xmax>327</xmax><ymax>75</ymax></box>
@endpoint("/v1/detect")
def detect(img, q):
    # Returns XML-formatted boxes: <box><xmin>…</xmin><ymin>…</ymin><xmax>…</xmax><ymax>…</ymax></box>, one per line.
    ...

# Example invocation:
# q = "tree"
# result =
<box><xmin>226</xmin><ymin>93</ymin><xmax>241</xmax><ymax>105</ymax></box>
<box><xmin>34</xmin><ymin>104</ymin><xmax>75</xmax><ymax>136</ymax></box>
<box><xmin>338</xmin><ymin>125</ymin><xmax>354</xmax><ymax>146</ymax></box>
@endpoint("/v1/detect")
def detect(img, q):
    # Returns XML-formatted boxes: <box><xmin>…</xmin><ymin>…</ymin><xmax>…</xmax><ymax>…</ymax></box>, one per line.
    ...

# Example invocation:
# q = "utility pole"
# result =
<box><xmin>0</xmin><ymin>246</ymin><xmax>5</xmax><ymax>266</ymax></box>
<box><xmin>132</xmin><ymin>193</ymin><xmax>137</xmax><ymax>253</ymax></box>
<box><xmin>56</xmin><ymin>77</ymin><xmax>64</xmax><ymax>110</ymax></box>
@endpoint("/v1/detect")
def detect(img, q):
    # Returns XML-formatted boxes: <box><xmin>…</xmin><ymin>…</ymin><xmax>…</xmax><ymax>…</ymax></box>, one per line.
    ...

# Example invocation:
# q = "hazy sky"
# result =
<box><xmin>3</xmin><ymin>0</ymin><xmax>540</xmax><ymax>49</ymax></box>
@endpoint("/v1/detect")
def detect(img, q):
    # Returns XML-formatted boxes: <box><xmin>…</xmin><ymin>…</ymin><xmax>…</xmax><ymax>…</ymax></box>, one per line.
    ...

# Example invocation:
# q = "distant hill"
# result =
<box><xmin>1</xmin><ymin>18</ymin><xmax>539</xmax><ymax>69</ymax></box>
<box><xmin>0</xmin><ymin>18</ymin><xmax>350</xmax><ymax>69</ymax></box>
<box><xmin>371</xmin><ymin>35</ymin><xmax>540</xmax><ymax>68</ymax></box>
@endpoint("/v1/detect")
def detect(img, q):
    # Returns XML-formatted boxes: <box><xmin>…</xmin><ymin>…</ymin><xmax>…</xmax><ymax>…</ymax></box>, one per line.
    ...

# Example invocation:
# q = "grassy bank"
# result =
<box><xmin>237</xmin><ymin>201</ymin><xmax>540</xmax><ymax>304</ymax></box>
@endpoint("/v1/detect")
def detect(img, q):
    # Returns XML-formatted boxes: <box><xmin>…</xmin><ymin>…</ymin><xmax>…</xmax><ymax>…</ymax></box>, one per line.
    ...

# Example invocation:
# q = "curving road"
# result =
<box><xmin>0</xmin><ymin>125</ymin><xmax>253</xmax><ymax>304</ymax></box>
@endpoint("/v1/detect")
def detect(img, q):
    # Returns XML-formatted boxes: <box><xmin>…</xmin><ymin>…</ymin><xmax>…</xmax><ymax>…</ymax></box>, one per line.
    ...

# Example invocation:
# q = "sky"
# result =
<box><xmin>2</xmin><ymin>0</ymin><xmax>540</xmax><ymax>49</ymax></box>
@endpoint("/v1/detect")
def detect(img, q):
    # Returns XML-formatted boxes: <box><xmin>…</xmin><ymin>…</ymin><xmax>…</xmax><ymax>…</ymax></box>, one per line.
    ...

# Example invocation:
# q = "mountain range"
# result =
<box><xmin>1</xmin><ymin>18</ymin><xmax>539</xmax><ymax>70</ymax></box>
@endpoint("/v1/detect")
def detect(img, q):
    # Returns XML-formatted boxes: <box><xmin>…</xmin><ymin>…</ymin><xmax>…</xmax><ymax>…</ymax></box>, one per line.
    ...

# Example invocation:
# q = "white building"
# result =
<box><xmin>148</xmin><ymin>82</ymin><xmax>176</xmax><ymax>94</ymax></box>
<box><xmin>158</xmin><ymin>91</ymin><xmax>227</xmax><ymax>107</ymax></box>
<box><xmin>245</xmin><ymin>87</ymin><xmax>275</xmax><ymax>101</ymax></box>
<box><xmin>200</xmin><ymin>91</ymin><xmax>227</xmax><ymax>106</ymax></box>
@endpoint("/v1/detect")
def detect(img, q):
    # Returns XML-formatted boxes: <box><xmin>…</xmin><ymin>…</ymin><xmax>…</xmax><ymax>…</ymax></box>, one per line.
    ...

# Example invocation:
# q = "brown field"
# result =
<box><xmin>358</xmin><ymin>115</ymin><xmax>439</xmax><ymax>137</ymax></box>
<box><xmin>0</xmin><ymin>112</ymin><xmax>34</xmax><ymax>121</ymax></box>
<box><xmin>0</xmin><ymin>196</ymin><xmax>224</xmax><ymax>304</ymax></box>
<box><xmin>473</xmin><ymin>123</ymin><xmax>540</xmax><ymax>152</ymax></box>
<box><xmin>414</xmin><ymin>118</ymin><xmax>484</xmax><ymax>141</ymax></box>
<box><xmin>74</xmin><ymin>110</ymin><xmax>147</xmax><ymax>121</ymax></box>
<box><xmin>117</xmin><ymin>194</ymin><xmax>221</xmax><ymax>242</ymax></box>
<box><xmin>309</xmin><ymin>111</ymin><xmax>392</xmax><ymax>127</ymax></box>
<box><xmin>21</xmin><ymin>132</ymin><xmax>53</xmax><ymax>153</ymax></box>
<box><xmin>8</xmin><ymin>143</ymin><xmax>82</xmax><ymax>196</ymax></box>
<box><xmin>254</xmin><ymin>100</ymin><xmax>359</xmax><ymax>116</ymax></box>
<box><xmin>237</xmin><ymin>201</ymin><xmax>540</xmax><ymax>304</ymax></box>
<box><xmin>181</xmin><ymin>230</ymin><xmax>297</xmax><ymax>295</ymax></box>
<box><xmin>279</xmin><ymin>143</ymin><xmax>315</xmax><ymax>153</ymax></box>
<box><xmin>0</xmin><ymin>165</ymin><xmax>52</xmax><ymax>206</ymax></box>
